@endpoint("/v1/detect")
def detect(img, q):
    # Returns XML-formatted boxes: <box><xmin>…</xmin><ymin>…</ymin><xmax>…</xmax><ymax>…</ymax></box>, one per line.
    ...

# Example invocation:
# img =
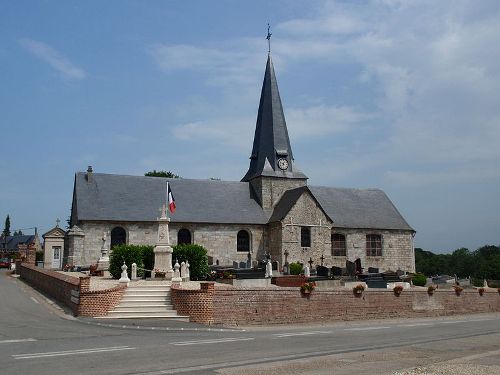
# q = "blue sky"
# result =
<box><xmin>1</xmin><ymin>0</ymin><xmax>499</xmax><ymax>253</ymax></box>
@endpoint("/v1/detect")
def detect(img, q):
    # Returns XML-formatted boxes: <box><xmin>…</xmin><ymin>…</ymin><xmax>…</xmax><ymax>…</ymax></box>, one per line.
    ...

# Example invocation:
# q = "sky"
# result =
<box><xmin>1</xmin><ymin>0</ymin><xmax>499</xmax><ymax>254</ymax></box>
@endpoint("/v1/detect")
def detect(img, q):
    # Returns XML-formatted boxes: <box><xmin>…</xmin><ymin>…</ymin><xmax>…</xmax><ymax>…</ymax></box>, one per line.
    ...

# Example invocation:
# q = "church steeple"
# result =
<box><xmin>242</xmin><ymin>55</ymin><xmax>307</xmax><ymax>182</ymax></box>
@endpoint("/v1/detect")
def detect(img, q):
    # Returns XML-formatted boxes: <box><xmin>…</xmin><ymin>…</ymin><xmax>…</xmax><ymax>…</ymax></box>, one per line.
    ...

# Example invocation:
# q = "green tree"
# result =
<box><xmin>2</xmin><ymin>215</ymin><xmax>11</xmax><ymax>237</ymax></box>
<box><xmin>172</xmin><ymin>243</ymin><xmax>209</xmax><ymax>280</ymax></box>
<box><xmin>109</xmin><ymin>244</ymin><xmax>153</xmax><ymax>279</ymax></box>
<box><xmin>145</xmin><ymin>170</ymin><xmax>180</xmax><ymax>178</ymax></box>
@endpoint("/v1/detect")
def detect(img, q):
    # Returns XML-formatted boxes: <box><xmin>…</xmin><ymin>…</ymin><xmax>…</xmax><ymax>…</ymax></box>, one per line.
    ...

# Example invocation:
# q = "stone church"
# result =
<box><xmin>67</xmin><ymin>54</ymin><xmax>416</xmax><ymax>273</ymax></box>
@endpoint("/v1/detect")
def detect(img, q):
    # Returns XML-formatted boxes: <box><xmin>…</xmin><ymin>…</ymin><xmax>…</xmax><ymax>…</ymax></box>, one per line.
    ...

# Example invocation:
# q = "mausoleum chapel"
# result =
<box><xmin>67</xmin><ymin>51</ymin><xmax>416</xmax><ymax>274</ymax></box>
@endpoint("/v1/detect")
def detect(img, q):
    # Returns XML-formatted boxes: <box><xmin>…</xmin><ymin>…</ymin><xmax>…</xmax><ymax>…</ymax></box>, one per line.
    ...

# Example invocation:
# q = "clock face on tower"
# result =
<box><xmin>277</xmin><ymin>158</ymin><xmax>289</xmax><ymax>170</ymax></box>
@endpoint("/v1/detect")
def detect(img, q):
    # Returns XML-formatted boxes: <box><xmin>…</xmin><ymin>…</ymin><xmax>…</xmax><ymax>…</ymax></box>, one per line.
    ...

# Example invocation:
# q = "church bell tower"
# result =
<box><xmin>242</xmin><ymin>53</ymin><xmax>308</xmax><ymax>209</ymax></box>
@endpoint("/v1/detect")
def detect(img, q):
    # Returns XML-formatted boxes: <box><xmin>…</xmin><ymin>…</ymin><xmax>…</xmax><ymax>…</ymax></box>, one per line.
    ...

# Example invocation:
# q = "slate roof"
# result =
<box><xmin>73</xmin><ymin>172</ymin><xmax>413</xmax><ymax>231</ymax></box>
<box><xmin>309</xmin><ymin>186</ymin><xmax>414</xmax><ymax>231</ymax></box>
<box><xmin>73</xmin><ymin>173</ymin><xmax>271</xmax><ymax>224</ymax></box>
<box><xmin>0</xmin><ymin>235</ymin><xmax>37</xmax><ymax>251</ymax></box>
<box><xmin>242</xmin><ymin>55</ymin><xmax>307</xmax><ymax>181</ymax></box>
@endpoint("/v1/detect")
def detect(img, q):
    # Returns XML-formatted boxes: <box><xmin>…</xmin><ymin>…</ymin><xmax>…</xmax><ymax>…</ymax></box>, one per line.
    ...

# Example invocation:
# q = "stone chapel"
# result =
<box><xmin>66</xmin><ymin>53</ymin><xmax>416</xmax><ymax>273</ymax></box>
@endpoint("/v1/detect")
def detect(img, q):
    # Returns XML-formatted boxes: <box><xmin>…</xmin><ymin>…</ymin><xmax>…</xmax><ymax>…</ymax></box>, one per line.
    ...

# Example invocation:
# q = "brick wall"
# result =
<box><xmin>171</xmin><ymin>282</ymin><xmax>215</xmax><ymax>324</ymax></box>
<box><xmin>172</xmin><ymin>283</ymin><xmax>500</xmax><ymax>326</ymax></box>
<box><xmin>78</xmin><ymin>286</ymin><xmax>127</xmax><ymax>317</ymax></box>
<box><xmin>18</xmin><ymin>262</ymin><xmax>80</xmax><ymax>314</ymax></box>
<box><xmin>18</xmin><ymin>262</ymin><xmax>126</xmax><ymax>317</ymax></box>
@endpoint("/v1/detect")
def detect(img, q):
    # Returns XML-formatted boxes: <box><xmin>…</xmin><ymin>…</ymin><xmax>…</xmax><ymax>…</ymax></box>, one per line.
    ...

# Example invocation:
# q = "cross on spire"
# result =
<box><xmin>56</xmin><ymin>218</ymin><xmax>60</xmax><ymax>227</ymax></box>
<box><xmin>266</xmin><ymin>23</ymin><xmax>272</xmax><ymax>54</ymax></box>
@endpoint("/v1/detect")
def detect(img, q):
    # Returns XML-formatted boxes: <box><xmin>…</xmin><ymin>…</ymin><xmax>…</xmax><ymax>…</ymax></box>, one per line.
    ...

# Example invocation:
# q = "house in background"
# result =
<box><xmin>0</xmin><ymin>231</ymin><xmax>41</xmax><ymax>264</ymax></box>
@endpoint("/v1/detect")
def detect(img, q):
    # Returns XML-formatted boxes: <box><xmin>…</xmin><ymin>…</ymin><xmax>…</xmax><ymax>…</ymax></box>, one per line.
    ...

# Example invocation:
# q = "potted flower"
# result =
<box><xmin>154</xmin><ymin>268</ymin><xmax>166</xmax><ymax>279</ymax></box>
<box><xmin>300</xmin><ymin>281</ymin><xmax>316</xmax><ymax>295</ymax></box>
<box><xmin>427</xmin><ymin>285</ymin><xmax>437</xmax><ymax>295</ymax></box>
<box><xmin>478</xmin><ymin>287</ymin><xmax>485</xmax><ymax>296</ymax></box>
<box><xmin>453</xmin><ymin>285</ymin><xmax>464</xmax><ymax>296</ymax></box>
<box><xmin>353</xmin><ymin>284</ymin><xmax>365</xmax><ymax>297</ymax></box>
<box><xmin>393</xmin><ymin>285</ymin><xmax>404</xmax><ymax>296</ymax></box>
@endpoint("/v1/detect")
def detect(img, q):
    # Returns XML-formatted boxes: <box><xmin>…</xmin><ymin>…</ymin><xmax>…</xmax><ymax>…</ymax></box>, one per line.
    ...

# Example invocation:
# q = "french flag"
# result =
<box><xmin>167</xmin><ymin>182</ymin><xmax>176</xmax><ymax>214</ymax></box>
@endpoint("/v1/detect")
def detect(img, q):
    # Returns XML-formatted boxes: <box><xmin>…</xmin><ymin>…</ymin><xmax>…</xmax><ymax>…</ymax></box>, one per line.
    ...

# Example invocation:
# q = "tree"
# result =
<box><xmin>145</xmin><ymin>170</ymin><xmax>180</xmax><ymax>178</ymax></box>
<box><xmin>13</xmin><ymin>230</ymin><xmax>23</xmax><ymax>236</ymax></box>
<box><xmin>2</xmin><ymin>215</ymin><xmax>11</xmax><ymax>237</ymax></box>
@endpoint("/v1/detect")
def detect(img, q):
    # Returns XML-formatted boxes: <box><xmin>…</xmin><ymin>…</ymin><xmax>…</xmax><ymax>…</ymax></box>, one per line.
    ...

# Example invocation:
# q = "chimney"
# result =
<box><xmin>86</xmin><ymin>166</ymin><xmax>93</xmax><ymax>182</ymax></box>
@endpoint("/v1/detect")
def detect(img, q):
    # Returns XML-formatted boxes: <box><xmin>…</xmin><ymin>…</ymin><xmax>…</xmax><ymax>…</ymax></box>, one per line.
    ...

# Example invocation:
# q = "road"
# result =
<box><xmin>1</xmin><ymin>269</ymin><xmax>499</xmax><ymax>375</ymax></box>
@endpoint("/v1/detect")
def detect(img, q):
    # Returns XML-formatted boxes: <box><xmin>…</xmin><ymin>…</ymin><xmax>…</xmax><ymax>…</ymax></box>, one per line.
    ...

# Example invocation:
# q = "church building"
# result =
<box><xmin>67</xmin><ymin>53</ymin><xmax>416</xmax><ymax>273</ymax></box>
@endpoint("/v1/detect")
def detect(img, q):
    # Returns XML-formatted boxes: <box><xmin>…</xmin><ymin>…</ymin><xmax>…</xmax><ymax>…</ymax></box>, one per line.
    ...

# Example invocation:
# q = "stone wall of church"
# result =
<box><xmin>280</xmin><ymin>192</ymin><xmax>332</xmax><ymax>266</ymax></box>
<box><xmin>327</xmin><ymin>228</ymin><xmax>415</xmax><ymax>273</ymax></box>
<box><xmin>70</xmin><ymin>221</ymin><xmax>267</xmax><ymax>267</ymax></box>
<box><xmin>181</xmin><ymin>223</ymin><xmax>266</xmax><ymax>266</ymax></box>
<box><xmin>251</xmin><ymin>177</ymin><xmax>307</xmax><ymax>209</ymax></box>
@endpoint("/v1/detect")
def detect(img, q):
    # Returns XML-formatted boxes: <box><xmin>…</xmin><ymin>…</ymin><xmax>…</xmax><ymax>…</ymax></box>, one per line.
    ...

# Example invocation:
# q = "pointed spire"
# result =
<box><xmin>242</xmin><ymin>55</ymin><xmax>307</xmax><ymax>182</ymax></box>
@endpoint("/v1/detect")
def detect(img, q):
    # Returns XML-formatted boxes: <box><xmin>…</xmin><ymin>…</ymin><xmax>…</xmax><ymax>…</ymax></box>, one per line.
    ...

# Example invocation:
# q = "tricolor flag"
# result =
<box><xmin>167</xmin><ymin>182</ymin><xmax>176</xmax><ymax>214</ymax></box>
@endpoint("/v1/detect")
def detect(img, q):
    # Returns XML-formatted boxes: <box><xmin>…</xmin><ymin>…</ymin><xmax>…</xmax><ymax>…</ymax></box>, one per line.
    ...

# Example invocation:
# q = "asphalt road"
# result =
<box><xmin>1</xmin><ymin>269</ymin><xmax>499</xmax><ymax>375</ymax></box>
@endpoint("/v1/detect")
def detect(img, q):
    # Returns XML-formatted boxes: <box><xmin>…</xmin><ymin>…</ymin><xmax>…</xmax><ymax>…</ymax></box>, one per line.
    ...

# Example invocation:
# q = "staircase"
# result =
<box><xmin>101</xmin><ymin>283</ymin><xmax>189</xmax><ymax>320</ymax></box>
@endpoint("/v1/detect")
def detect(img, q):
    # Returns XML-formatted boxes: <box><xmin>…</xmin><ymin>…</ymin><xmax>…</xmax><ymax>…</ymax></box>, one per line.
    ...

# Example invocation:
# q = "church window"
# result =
<box><xmin>366</xmin><ymin>234</ymin><xmax>382</xmax><ymax>256</ymax></box>
<box><xmin>110</xmin><ymin>227</ymin><xmax>127</xmax><ymax>249</ymax></box>
<box><xmin>301</xmin><ymin>227</ymin><xmax>311</xmax><ymax>248</ymax></box>
<box><xmin>332</xmin><ymin>233</ymin><xmax>346</xmax><ymax>256</ymax></box>
<box><xmin>177</xmin><ymin>228</ymin><xmax>192</xmax><ymax>245</ymax></box>
<box><xmin>237</xmin><ymin>230</ymin><xmax>250</xmax><ymax>252</ymax></box>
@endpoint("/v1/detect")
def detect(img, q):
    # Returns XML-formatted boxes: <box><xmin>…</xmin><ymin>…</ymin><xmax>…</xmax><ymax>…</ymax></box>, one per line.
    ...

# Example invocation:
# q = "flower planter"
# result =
<box><xmin>478</xmin><ymin>288</ymin><xmax>485</xmax><ymax>296</ymax></box>
<box><xmin>454</xmin><ymin>286</ymin><xmax>463</xmax><ymax>296</ymax></box>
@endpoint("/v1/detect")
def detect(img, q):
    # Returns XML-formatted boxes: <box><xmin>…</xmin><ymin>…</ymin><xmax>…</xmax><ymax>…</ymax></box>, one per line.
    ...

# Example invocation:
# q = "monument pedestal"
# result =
<box><xmin>153</xmin><ymin>204</ymin><xmax>174</xmax><ymax>280</ymax></box>
<box><xmin>154</xmin><ymin>245</ymin><xmax>174</xmax><ymax>279</ymax></box>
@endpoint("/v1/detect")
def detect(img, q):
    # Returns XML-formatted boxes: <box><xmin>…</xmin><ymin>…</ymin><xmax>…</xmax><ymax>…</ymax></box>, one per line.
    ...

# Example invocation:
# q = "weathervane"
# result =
<box><xmin>266</xmin><ymin>23</ymin><xmax>272</xmax><ymax>54</ymax></box>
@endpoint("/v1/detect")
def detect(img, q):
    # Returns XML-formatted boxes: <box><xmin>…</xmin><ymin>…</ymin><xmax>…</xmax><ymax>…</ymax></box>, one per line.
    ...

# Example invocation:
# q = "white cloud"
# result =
<box><xmin>20</xmin><ymin>38</ymin><xmax>86</xmax><ymax>80</ymax></box>
<box><xmin>287</xmin><ymin>105</ymin><xmax>370</xmax><ymax>138</ymax></box>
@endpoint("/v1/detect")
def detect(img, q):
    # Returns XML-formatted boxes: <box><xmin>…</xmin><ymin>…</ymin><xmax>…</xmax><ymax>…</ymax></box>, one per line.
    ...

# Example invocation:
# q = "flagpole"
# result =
<box><xmin>166</xmin><ymin>181</ymin><xmax>169</xmax><ymax>220</ymax></box>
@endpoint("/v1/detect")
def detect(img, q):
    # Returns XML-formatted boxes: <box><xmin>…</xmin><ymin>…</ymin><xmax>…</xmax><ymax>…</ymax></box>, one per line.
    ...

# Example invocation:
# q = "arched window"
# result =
<box><xmin>237</xmin><ymin>230</ymin><xmax>250</xmax><ymax>252</ymax></box>
<box><xmin>110</xmin><ymin>227</ymin><xmax>126</xmax><ymax>249</ymax></box>
<box><xmin>177</xmin><ymin>228</ymin><xmax>192</xmax><ymax>245</ymax></box>
<box><xmin>301</xmin><ymin>227</ymin><xmax>311</xmax><ymax>248</ymax></box>
<box><xmin>366</xmin><ymin>234</ymin><xmax>382</xmax><ymax>256</ymax></box>
<box><xmin>332</xmin><ymin>233</ymin><xmax>346</xmax><ymax>256</ymax></box>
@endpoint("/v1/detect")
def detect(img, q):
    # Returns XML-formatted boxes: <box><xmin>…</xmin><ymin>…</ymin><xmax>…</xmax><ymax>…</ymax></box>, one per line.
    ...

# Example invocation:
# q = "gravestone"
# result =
<box><xmin>368</xmin><ymin>267</ymin><xmax>379</xmax><ymax>274</ymax></box>
<box><xmin>304</xmin><ymin>265</ymin><xmax>310</xmax><ymax>277</ymax></box>
<box><xmin>239</xmin><ymin>261</ymin><xmax>247</xmax><ymax>269</ymax></box>
<box><xmin>316</xmin><ymin>265</ymin><xmax>329</xmax><ymax>277</ymax></box>
<box><xmin>331</xmin><ymin>266</ymin><xmax>342</xmax><ymax>277</ymax></box>
<box><xmin>346</xmin><ymin>261</ymin><xmax>356</xmax><ymax>276</ymax></box>
<box><xmin>233</xmin><ymin>261</ymin><xmax>239</xmax><ymax>269</ymax></box>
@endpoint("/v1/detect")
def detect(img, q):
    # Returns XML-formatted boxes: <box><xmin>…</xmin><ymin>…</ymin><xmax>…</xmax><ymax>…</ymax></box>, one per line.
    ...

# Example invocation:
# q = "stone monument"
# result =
<box><xmin>153</xmin><ymin>204</ymin><xmax>174</xmax><ymax>280</ymax></box>
<box><xmin>97</xmin><ymin>231</ymin><xmax>110</xmax><ymax>277</ymax></box>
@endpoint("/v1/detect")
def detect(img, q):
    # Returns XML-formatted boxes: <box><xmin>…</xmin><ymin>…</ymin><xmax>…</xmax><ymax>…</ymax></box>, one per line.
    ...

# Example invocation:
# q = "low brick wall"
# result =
<box><xmin>18</xmin><ymin>262</ymin><xmax>126</xmax><ymax>317</ymax></box>
<box><xmin>171</xmin><ymin>282</ymin><xmax>215</xmax><ymax>324</ymax></box>
<box><xmin>173</xmin><ymin>283</ymin><xmax>500</xmax><ymax>326</ymax></box>
<box><xmin>78</xmin><ymin>286</ymin><xmax>127</xmax><ymax>317</ymax></box>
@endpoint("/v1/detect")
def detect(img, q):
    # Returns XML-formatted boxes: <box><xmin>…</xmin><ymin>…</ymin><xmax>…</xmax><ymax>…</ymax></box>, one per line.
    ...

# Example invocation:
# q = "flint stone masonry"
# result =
<box><xmin>76</xmin><ymin>221</ymin><xmax>267</xmax><ymax>267</ymax></box>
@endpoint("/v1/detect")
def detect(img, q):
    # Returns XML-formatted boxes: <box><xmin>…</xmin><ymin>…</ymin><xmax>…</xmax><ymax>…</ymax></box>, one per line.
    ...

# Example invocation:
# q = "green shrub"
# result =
<box><xmin>142</xmin><ymin>246</ymin><xmax>155</xmax><ymax>278</ymax></box>
<box><xmin>172</xmin><ymin>243</ymin><xmax>209</xmax><ymax>280</ymax></box>
<box><xmin>109</xmin><ymin>244</ymin><xmax>153</xmax><ymax>279</ymax></box>
<box><xmin>35</xmin><ymin>251</ymin><xmax>44</xmax><ymax>262</ymax></box>
<box><xmin>289</xmin><ymin>262</ymin><xmax>303</xmax><ymax>275</ymax></box>
<box><xmin>411</xmin><ymin>272</ymin><xmax>427</xmax><ymax>287</ymax></box>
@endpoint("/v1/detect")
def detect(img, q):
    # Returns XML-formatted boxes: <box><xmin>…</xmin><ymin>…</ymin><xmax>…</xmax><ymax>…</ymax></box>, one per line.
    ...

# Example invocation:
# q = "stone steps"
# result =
<box><xmin>101</xmin><ymin>284</ymin><xmax>188</xmax><ymax>321</ymax></box>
